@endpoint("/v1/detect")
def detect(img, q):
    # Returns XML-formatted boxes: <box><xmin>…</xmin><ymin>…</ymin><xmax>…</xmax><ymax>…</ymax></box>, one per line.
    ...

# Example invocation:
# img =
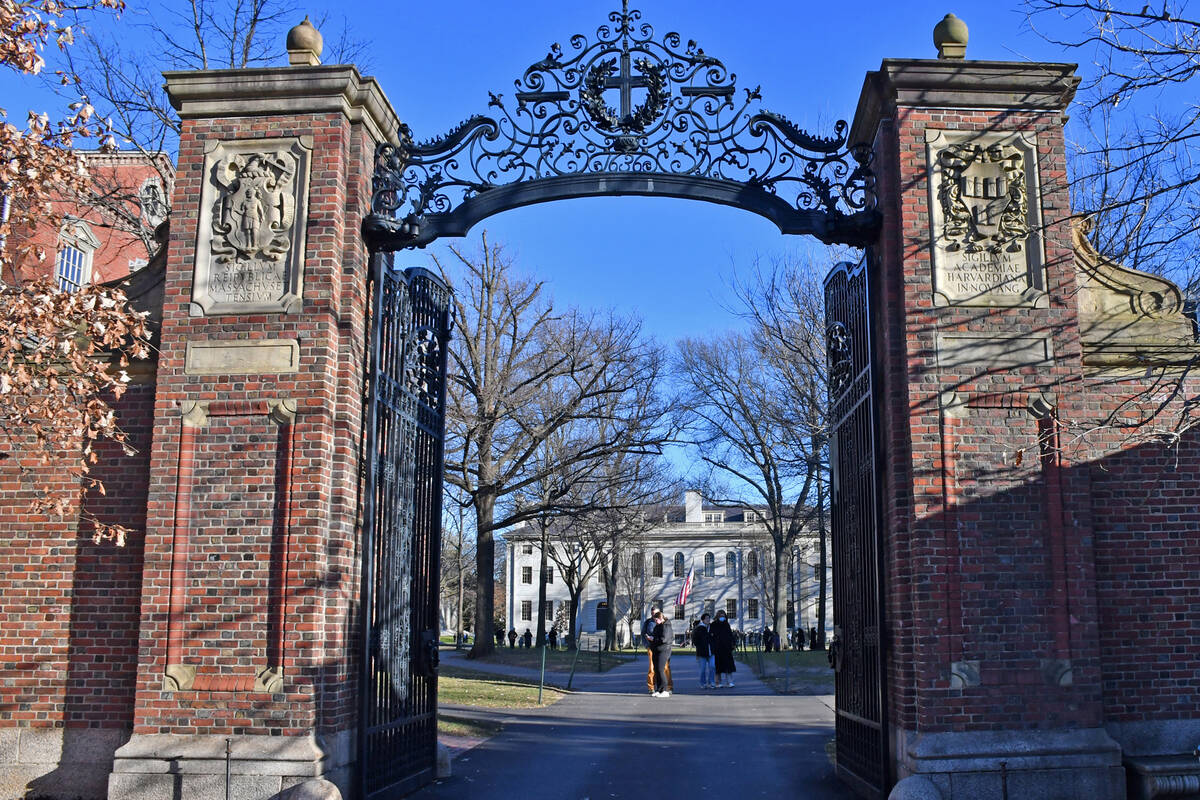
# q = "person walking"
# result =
<box><xmin>650</xmin><ymin>610</ymin><xmax>674</xmax><ymax>697</ymax></box>
<box><xmin>710</xmin><ymin>609</ymin><xmax>736</xmax><ymax>688</ymax></box>
<box><xmin>693</xmin><ymin>612</ymin><xmax>716</xmax><ymax>689</ymax></box>
<box><xmin>642</xmin><ymin>609</ymin><xmax>659</xmax><ymax>695</ymax></box>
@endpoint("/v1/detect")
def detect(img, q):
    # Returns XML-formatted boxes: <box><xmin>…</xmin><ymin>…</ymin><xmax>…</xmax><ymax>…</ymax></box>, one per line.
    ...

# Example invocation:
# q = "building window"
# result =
<box><xmin>521</xmin><ymin>566</ymin><xmax>533</xmax><ymax>584</ymax></box>
<box><xmin>544</xmin><ymin>600</ymin><xmax>554</xmax><ymax>621</ymax></box>
<box><xmin>747</xmin><ymin>551</ymin><xmax>758</xmax><ymax>577</ymax></box>
<box><xmin>725</xmin><ymin>599</ymin><xmax>737</xmax><ymax>618</ymax></box>
<box><xmin>674</xmin><ymin>604</ymin><xmax>685</xmax><ymax>620</ymax></box>
<box><xmin>652</xmin><ymin>598</ymin><xmax>664</xmax><ymax>616</ymax></box>
<box><xmin>726</xmin><ymin>552</ymin><xmax>736</xmax><ymax>575</ymax></box>
<box><xmin>520</xmin><ymin>600</ymin><xmax>532</xmax><ymax>621</ymax></box>
<box><xmin>522</xmin><ymin>543</ymin><xmax>533</xmax><ymax>555</ymax></box>
<box><xmin>673</xmin><ymin>552</ymin><xmax>685</xmax><ymax>578</ymax></box>
<box><xmin>813</xmin><ymin>564</ymin><xmax>820</xmax><ymax>580</ymax></box>
<box><xmin>703</xmin><ymin>552</ymin><xmax>715</xmax><ymax>577</ymax></box>
<box><xmin>748</xmin><ymin>598</ymin><xmax>759</xmax><ymax>619</ymax></box>
<box><xmin>704</xmin><ymin>511</ymin><xmax>724</xmax><ymax>525</ymax></box>
<box><xmin>787</xmin><ymin>555</ymin><xmax>795</xmax><ymax>584</ymax></box>
<box><xmin>54</xmin><ymin>219</ymin><xmax>100</xmax><ymax>292</ymax></box>
<box><xmin>786</xmin><ymin>600</ymin><xmax>795</xmax><ymax>629</ymax></box>
<box><xmin>703</xmin><ymin>599</ymin><xmax>715</xmax><ymax>617</ymax></box>
<box><xmin>651</xmin><ymin>553</ymin><xmax>663</xmax><ymax>577</ymax></box>
<box><xmin>630</xmin><ymin>551</ymin><xmax>643</xmax><ymax>577</ymax></box>
<box><xmin>544</xmin><ymin>566</ymin><xmax>554</xmax><ymax>584</ymax></box>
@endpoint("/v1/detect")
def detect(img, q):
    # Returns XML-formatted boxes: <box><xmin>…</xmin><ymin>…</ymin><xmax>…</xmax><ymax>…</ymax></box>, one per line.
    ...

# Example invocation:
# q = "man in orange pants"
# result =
<box><xmin>642</xmin><ymin>608</ymin><xmax>672</xmax><ymax>694</ymax></box>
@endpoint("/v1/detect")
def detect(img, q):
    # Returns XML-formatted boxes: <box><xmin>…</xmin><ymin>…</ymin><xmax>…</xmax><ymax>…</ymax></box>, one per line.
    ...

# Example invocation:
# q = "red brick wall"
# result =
<box><xmin>132</xmin><ymin>109</ymin><xmax>370</xmax><ymax>737</ymax></box>
<box><xmin>0</xmin><ymin>377</ymin><xmax>155</xmax><ymax>731</ymax></box>
<box><xmin>1084</xmin><ymin>380</ymin><xmax>1200</xmax><ymax>722</ymax></box>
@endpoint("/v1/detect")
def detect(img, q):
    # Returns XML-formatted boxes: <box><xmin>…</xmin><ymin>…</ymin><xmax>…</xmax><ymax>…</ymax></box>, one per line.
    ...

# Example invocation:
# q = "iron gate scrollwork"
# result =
<box><xmin>358</xmin><ymin>256</ymin><xmax>452</xmax><ymax>800</ymax></box>
<box><xmin>825</xmin><ymin>254</ymin><xmax>889</xmax><ymax>798</ymax></box>
<box><xmin>363</xmin><ymin>3</ymin><xmax>880</xmax><ymax>253</ymax></box>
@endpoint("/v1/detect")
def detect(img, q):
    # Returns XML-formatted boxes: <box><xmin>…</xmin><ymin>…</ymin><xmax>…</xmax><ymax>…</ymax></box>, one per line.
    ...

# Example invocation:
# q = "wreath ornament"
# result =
<box><xmin>580</xmin><ymin>56</ymin><xmax>670</xmax><ymax>136</ymax></box>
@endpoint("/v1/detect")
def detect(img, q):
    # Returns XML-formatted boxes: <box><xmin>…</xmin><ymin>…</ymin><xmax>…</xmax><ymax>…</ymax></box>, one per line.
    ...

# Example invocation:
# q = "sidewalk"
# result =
<box><xmin>419</xmin><ymin>647</ymin><xmax>846</xmax><ymax>799</ymax></box>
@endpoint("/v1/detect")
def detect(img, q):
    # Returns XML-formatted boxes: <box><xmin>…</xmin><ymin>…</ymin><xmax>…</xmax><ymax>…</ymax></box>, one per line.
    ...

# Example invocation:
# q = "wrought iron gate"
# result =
<box><xmin>825</xmin><ymin>253</ymin><xmax>889</xmax><ymax>798</ymax></box>
<box><xmin>358</xmin><ymin>256</ymin><xmax>452</xmax><ymax>800</ymax></box>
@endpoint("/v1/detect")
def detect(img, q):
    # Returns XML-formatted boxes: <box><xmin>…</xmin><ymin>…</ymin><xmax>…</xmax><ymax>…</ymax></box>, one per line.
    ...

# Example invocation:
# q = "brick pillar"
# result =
<box><xmin>108</xmin><ymin>63</ymin><xmax>400</xmax><ymax>800</ymax></box>
<box><xmin>851</xmin><ymin>50</ymin><xmax>1127</xmax><ymax>798</ymax></box>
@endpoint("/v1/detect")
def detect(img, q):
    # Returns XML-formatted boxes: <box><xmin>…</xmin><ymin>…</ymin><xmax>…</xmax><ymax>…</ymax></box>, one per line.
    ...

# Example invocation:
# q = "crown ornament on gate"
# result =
<box><xmin>365</xmin><ymin>3</ymin><xmax>880</xmax><ymax>250</ymax></box>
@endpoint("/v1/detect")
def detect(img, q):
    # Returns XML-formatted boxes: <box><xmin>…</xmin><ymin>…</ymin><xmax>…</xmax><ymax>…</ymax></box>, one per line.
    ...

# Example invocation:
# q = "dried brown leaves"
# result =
<box><xmin>0</xmin><ymin>278</ymin><xmax>151</xmax><ymax>544</ymax></box>
<box><xmin>1</xmin><ymin>0</ymin><xmax>124</xmax><ymax>280</ymax></box>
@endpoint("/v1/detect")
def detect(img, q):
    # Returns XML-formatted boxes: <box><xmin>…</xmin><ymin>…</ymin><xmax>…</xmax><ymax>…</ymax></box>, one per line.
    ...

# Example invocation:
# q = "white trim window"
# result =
<box><xmin>54</xmin><ymin>219</ymin><xmax>99</xmax><ymax>292</ymax></box>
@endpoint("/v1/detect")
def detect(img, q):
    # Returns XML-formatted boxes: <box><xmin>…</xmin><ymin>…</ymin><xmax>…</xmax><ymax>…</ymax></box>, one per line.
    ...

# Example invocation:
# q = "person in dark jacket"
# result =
<box><xmin>642</xmin><ymin>608</ymin><xmax>673</xmax><ymax>694</ymax></box>
<box><xmin>763</xmin><ymin>625</ymin><xmax>774</xmax><ymax>652</ymax></box>
<box><xmin>710</xmin><ymin>609</ymin><xmax>736</xmax><ymax>687</ymax></box>
<box><xmin>651</xmin><ymin>610</ymin><xmax>674</xmax><ymax>696</ymax></box>
<box><xmin>508</xmin><ymin>628</ymin><xmax>518</xmax><ymax>648</ymax></box>
<box><xmin>522</xmin><ymin>628</ymin><xmax>533</xmax><ymax>648</ymax></box>
<box><xmin>548</xmin><ymin>628</ymin><xmax>558</xmax><ymax>649</ymax></box>
<box><xmin>495</xmin><ymin>628</ymin><xmax>505</xmax><ymax>647</ymax></box>
<box><xmin>693</xmin><ymin>613</ymin><xmax>715</xmax><ymax>688</ymax></box>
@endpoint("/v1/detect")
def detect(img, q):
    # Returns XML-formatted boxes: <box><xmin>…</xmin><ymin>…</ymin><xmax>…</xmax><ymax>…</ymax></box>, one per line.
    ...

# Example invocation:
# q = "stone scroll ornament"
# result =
<box><xmin>926</xmin><ymin>130</ymin><xmax>1046</xmax><ymax>308</ymax></box>
<box><xmin>191</xmin><ymin>137</ymin><xmax>312</xmax><ymax>316</ymax></box>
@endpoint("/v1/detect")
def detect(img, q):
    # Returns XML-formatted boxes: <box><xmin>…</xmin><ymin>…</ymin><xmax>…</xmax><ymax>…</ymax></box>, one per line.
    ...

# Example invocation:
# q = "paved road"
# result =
<box><xmin>415</xmin><ymin>653</ymin><xmax>854</xmax><ymax>799</ymax></box>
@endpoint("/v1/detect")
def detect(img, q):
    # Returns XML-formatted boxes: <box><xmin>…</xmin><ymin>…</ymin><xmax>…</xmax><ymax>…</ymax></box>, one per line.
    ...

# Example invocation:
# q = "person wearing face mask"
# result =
<box><xmin>709</xmin><ymin>608</ymin><xmax>736</xmax><ymax>688</ymax></box>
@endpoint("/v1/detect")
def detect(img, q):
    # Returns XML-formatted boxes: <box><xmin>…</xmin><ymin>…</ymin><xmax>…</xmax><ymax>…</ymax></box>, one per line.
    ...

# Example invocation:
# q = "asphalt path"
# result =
<box><xmin>415</xmin><ymin>652</ymin><xmax>854</xmax><ymax>799</ymax></box>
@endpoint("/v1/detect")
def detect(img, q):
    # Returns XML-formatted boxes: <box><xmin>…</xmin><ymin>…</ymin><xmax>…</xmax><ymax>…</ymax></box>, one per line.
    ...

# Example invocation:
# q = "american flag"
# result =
<box><xmin>675</xmin><ymin>566</ymin><xmax>694</xmax><ymax>607</ymax></box>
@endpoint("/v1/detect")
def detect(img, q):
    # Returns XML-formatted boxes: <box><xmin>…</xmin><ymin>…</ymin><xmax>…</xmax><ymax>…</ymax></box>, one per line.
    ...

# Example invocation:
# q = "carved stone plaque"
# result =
<box><xmin>926</xmin><ymin>130</ymin><xmax>1045</xmax><ymax>307</ymax></box>
<box><xmin>191</xmin><ymin>137</ymin><xmax>312</xmax><ymax>316</ymax></box>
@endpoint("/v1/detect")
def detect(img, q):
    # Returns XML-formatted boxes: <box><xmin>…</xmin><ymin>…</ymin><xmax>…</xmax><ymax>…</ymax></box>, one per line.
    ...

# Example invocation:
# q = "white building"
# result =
<box><xmin>503</xmin><ymin>490</ymin><xmax>832</xmax><ymax>646</ymax></box>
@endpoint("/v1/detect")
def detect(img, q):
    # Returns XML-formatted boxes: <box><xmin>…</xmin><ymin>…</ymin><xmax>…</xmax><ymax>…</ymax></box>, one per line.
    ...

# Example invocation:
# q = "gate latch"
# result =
<box><xmin>420</xmin><ymin>629</ymin><xmax>439</xmax><ymax>676</ymax></box>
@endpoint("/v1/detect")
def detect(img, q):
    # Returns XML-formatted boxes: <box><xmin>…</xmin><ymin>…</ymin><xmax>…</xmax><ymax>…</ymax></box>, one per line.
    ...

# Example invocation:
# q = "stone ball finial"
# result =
<box><xmin>286</xmin><ymin>16</ymin><xmax>323</xmax><ymax>67</ymax></box>
<box><xmin>933</xmin><ymin>13</ymin><xmax>968</xmax><ymax>60</ymax></box>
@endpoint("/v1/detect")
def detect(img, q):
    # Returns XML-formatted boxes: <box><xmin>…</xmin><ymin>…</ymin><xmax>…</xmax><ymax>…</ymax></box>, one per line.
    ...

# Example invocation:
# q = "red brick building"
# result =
<box><xmin>4</xmin><ymin>150</ymin><xmax>173</xmax><ymax>289</ymax></box>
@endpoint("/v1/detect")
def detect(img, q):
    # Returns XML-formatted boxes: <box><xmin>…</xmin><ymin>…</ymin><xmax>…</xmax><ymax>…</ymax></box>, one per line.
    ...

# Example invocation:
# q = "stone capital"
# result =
<box><xmin>164</xmin><ymin>65</ymin><xmax>404</xmax><ymax>146</ymax></box>
<box><xmin>850</xmin><ymin>59</ymin><xmax>1080</xmax><ymax>145</ymax></box>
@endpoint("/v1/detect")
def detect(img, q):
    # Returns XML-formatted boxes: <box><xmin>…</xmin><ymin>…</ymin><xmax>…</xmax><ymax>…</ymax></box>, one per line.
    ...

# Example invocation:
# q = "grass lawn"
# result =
<box><xmin>464</xmin><ymin>646</ymin><xmax>636</xmax><ymax>673</ymax></box>
<box><xmin>438</xmin><ymin>667</ymin><xmax>568</xmax><ymax>708</ymax></box>
<box><xmin>739</xmin><ymin>648</ymin><xmax>835</xmax><ymax>694</ymax></box>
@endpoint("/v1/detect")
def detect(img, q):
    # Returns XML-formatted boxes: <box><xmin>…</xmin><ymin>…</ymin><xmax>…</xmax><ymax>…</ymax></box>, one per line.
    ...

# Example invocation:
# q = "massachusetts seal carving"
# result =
<box><xmin>211</xmin><ymin>152</ymin><xmax>296</xmax><ymax>263</ymax></box>
<box><xmin>191</xmin><ymin>137</ymin><xmax>312</xmax><ymax>316</ymax></box>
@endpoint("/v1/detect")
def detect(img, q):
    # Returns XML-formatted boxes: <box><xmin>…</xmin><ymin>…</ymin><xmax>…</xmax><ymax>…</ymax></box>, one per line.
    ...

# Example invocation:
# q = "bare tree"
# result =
<box><xmin>1024</xmin><ymin>1</ymin><xmax>1200</xmax><ymax>290</ymax></box>
<box><xmin>730</xmin><ymin>255</ymin><xmax>833</xmax><ymax>645</ymax></box>
<box><xmin>676</xmin><ymin>256</ymin><xmax>832</xmax><ymax>642</ymax></box>
<box><xmin>580</xmin><ymin>448</ymin><xmax>678</xmax><ymax>650</ymax></box>
<box><xmin>42</xmin><ymin>0</ymin><xmax>366</xmax><ymax>257</ymax></box>
<box><xmin>439</xmin><ymin>235</ymin><xmax>673</xmax><ymax>657</ymax></box>
<box><xmin>440</xmin><ymin>488</ymin><xmax>476</xmax><ymax>641</ymax></box>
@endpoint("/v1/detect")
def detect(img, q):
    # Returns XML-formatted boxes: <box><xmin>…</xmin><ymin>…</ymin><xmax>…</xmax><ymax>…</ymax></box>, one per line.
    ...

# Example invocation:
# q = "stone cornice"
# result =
<box><xmin>850</xmin><ymin>59</ymin><xmax>1080</xmax><ymax>146</ymax></box>
<box><xmin>164</xmin><ymin>65</ymin><xmax>403</xmax><ymax>146</ymax></box>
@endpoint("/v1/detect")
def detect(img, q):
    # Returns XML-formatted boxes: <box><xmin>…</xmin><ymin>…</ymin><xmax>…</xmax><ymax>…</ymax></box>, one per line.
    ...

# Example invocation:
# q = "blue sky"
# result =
<box><xmin>4</xmin><ymin>0</ymin><xmax>1088</xmax><ymax>345</ymax></box>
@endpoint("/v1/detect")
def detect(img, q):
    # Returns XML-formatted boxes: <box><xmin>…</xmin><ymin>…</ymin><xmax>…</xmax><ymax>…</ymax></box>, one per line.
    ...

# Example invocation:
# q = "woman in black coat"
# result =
<box><xmin>709</xmin><ymin>610</ymin><xmax>737</xmax><ymax>687</ymax></box>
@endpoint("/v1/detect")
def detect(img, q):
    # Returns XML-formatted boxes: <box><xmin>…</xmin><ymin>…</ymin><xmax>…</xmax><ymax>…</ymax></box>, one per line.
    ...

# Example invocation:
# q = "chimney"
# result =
<box><xmin>685</xmin><ymin>490</ymin><xmax>703</xmax><ymax>523</ymax></box>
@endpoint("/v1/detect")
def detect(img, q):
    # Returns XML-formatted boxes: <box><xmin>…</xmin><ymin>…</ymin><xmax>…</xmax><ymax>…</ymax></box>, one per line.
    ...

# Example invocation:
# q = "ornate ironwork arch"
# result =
<box><xmin>364</xmin><ymin>4</ymin><xmax>881</xmax><ymax>251</ymax></box>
